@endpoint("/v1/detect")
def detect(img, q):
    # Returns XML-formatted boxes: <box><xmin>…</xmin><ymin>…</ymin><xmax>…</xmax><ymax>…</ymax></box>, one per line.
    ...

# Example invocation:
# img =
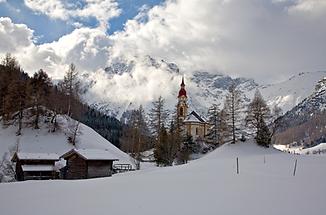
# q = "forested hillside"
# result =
<box><xmin>0</xmin><ymin>54</ymin><xmax>122</xmax><ymax>147</ymax></box>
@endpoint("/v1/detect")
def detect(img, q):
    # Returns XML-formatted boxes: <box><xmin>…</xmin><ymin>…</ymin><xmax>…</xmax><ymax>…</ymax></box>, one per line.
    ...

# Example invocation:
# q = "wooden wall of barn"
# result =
<box><xmin>87</xmin><ymin>160</ymin><xmax>113</xmax><ymax>178</ymax></box>
<box><xmin>66</xmin><ymin>155</ymin><xmax>88</xmax><ymax>179</ymax></box>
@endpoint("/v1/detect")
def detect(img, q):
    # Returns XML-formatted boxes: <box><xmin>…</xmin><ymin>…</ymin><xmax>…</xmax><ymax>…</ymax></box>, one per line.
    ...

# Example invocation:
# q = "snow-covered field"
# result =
<box><xmin>275</xmin><ymin>143</ymin><xmax>326</xmax><ymax>155</ymax></box>
<box><xmin>1</xmin><ymin>140</ymin><xmax>325</xmax><ymax>215</ymax></box>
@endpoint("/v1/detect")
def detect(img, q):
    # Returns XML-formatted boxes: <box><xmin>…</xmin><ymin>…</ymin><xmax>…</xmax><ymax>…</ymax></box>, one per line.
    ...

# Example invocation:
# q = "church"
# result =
<box><xmin>177</xmin><ymin>77</ymin><xmax>210</xmax><ymax>142</ymax></box>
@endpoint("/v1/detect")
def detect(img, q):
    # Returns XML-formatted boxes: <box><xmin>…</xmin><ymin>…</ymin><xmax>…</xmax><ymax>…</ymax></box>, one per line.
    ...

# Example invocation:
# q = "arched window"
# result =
<box><xmin>180</xmin><ymin>107</ymin><xmax>184</xmax><ymax>116</ymax></box>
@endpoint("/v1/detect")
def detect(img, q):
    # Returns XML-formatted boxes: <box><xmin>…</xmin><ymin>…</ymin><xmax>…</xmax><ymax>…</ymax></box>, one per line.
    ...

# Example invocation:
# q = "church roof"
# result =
<box><xmin>184</xmin><ymin>111</ymin><xmax>207</xmax><ymax>123</ymax></box>
<box><xmin>178</xmin><ymin>88</ymin><xmax>187</xmax><ymax>98</ymax></box>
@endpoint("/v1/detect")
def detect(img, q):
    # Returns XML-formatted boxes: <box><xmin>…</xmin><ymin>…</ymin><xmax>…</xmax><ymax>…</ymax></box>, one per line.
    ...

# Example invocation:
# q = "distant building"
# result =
<box><xmin>11</xmin><ymin>152</ymin><xmax>59</xmax><ymax>181</ymax></box>
<box><xmin>60</xmin><ymin>149</ymin><xmax>119</xmax><ymax>179</ymax></box>
<box><xmin>177</xmin><ymin>77</ymin><xmax>209</xmax><ymax>142</ymax></box>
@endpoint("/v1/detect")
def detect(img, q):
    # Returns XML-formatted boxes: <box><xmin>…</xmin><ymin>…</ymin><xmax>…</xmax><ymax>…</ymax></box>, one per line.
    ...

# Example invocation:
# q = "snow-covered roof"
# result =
<box><xmin>183</xmin><ymin>111</ymin><xmax>207</xmax><ymax>123</ymax></box>
<box><xmin>21</xmin><ymin>165</ymin><xmax>55</xmax><ymax>172</ymax></box>
<box><xmin>12</xmin><ymin>152</ymin><xmax>60</xmax><ymax>161</ymax></box>
<box><xmin>61</xmin><ymin>149</ymin><xmax>119</xmax><ymax>161</ymax></box>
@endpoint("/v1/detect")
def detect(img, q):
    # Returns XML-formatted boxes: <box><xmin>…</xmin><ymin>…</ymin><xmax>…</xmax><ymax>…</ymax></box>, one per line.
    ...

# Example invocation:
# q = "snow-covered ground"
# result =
<box><xmin>274</xmin><ymin>143</ymin><xmax>326</xmax><ymax>155</ymax></box>
<box><xmin>0</xmin><ymin>115</ymin><xmax>134</xmax><ymax>167</ymax></box>
<box><xmin>1</xmin><ymin>140</ymin><xmax>325</xmax><ymax>215</ymax></box>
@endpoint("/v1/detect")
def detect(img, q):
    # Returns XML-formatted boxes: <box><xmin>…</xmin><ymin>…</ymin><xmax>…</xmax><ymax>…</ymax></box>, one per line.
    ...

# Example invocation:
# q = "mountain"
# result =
<box><xmin>81</xmin><ymin>57</ymin><xmax>325</xmax><ymax>119</ymax></box>
<box><xmin>273</xmin><ymin>77</ymin><xmax>326</xmax><ymax>145</ymax></box>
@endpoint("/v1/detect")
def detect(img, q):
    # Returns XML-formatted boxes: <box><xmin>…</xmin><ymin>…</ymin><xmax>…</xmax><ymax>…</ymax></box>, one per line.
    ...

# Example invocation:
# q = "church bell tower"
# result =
<box><xmin>177</xmin><ymin>77</ymin><xmax>188</xmax><ymax>121</ymax></box>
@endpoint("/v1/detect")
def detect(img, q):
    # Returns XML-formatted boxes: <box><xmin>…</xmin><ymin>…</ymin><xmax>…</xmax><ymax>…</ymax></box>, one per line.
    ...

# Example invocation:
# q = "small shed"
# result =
<box><xmin>60</xmin><ymin>149</ymin><xmax>119</xmax><ymax>179</ymax></box>
<box><xmin>11</xmin><ymin>152</ymin><xmax>60</xmax><ymax>181</ymax></box>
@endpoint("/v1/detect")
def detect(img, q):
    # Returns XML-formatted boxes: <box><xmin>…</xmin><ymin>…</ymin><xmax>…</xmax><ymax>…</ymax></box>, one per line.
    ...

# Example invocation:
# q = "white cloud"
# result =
<box><xmin>86</xmin><ymin>61</ymin><xmax>180</xmax><ymax>107</ymax></box>
<box><xmin>110</xmin><ymin>0</ymin><xmax>326</xmax><ymax>82</ymax></box>
<box><xmin>0</xmin><ymin>17</ymin><xmax>112</xmax><ymax>79</ymax></box>
<box><xmin>0</xmin><ymin>17</ymin><xmax>33</xmax><ymax>53</ymax></box>
<box><xmin>24</xmin><ymin>0</ymin><xmax>121</xmax><ymax>29</ymax></box>
<box><xmin>288</xmin><ymin>0</ymin><xmax>326</xmax><ymax>15</ymax></box>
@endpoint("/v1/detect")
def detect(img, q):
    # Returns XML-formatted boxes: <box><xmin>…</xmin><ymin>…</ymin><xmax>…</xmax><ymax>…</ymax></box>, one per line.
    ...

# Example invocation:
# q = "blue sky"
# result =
<box><xmin>0</xmin><ymin>0</ymin><xmax>163</xmax><ymax>44</ymax></box>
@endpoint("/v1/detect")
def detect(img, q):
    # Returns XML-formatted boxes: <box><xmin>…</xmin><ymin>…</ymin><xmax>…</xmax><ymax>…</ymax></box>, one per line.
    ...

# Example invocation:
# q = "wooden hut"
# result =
<box><xmin>11</xmin><ymin>152</ymin><xmax>60</xmax><ymax>181</ymax></box>
<box><xmin>60</xmin><ymin>149</ymin><xmax>119</xmax><ymax>179</ymax></box>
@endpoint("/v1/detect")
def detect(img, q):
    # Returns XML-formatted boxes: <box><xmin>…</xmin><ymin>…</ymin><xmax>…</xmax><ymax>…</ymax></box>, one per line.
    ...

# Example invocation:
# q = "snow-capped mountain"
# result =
<box><xmin>273</xmin><ymin>77</ymin><xmax>326</xmax><ymax>145</ymax></box>
<box><xmin>81</xmin><ymin>57</ymin><xmax>325</xmax><ymax>119</ymax></box>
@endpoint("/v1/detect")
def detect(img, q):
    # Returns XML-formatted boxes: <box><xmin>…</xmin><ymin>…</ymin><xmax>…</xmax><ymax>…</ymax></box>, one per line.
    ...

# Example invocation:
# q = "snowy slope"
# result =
<box><xmin>260</xmin><ymin>71</ymin><xmax>326</xmax><ymax>112</ymax></box>
<box><xmin>0</xmin><ymin>115</ymin><xmax>134</xmax><ymax>166</ymax></box>
<box><xmin>1</xmin><ymin>140</ymin><xmax>326</xmax><ymax>215</ymax></box>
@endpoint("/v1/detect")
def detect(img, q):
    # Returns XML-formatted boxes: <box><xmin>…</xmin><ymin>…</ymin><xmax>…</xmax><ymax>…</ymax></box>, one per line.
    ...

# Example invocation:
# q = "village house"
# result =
<box><xmin>11</xmin><ymin>152</ymin><xmax>60</xmax><ymax>181</ymax></box>
<box><xmin>60</xmin><ymin>149</ymin><xmax>119</xmax><ymax>179</ymax></box>
<box><xmin>177</xmin><ymin>77</ymin><xmax>210</xmax><ymax>142</ymax></box>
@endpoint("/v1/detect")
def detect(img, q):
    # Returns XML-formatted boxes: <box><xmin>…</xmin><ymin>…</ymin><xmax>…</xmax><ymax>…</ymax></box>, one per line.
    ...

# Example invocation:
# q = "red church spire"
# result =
<box><xmin>178</xmin><ymin>76</ymin><xmax>187</xmax><ymax>98</ymax></box>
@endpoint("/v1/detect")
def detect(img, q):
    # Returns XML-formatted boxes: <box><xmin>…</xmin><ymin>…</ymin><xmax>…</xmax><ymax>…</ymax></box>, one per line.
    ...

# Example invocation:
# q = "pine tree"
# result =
<box><xmin>207</xmin><ymin>104</ymin><xmax>219</xmax><ymax>146</ymax></box>
<box><xmin>6</xmin><ymin>79</ymin><xmax>28</xmax><ymax>135</ymax></box>
<box><xmin>29</xmin><ymin>69</ymin><xmax>52</xmax><ymax>129</ymax></box>
<box><xmin>256</xmin><ymin>117</ymin><xmax>271</xmax><ymax>147</ymax></box>
<box><xmin>224</xmin><ymin>84</ymin><xmax>243</xmax><ymax>144</ymax></box>
<box><xmin>246</xmin><ymin>89</ymin><xmax>271</xmax><ymax>136</ymax></box>
<box><xmin>149</xmin><ymin>96</ymin><xmax>170</xmax><ymax>166</ymax></box>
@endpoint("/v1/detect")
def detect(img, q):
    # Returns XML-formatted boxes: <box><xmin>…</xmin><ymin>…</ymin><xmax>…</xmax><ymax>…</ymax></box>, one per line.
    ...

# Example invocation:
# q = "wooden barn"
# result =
<box><xmin>11</xmin><ymin>152</ymin><xmax>60</xmax><ymax>181</ymax></box>
<box><xmin>60</xmin><ymin>149</ymin><xmax>119</xmax><ymax>179</ymax></box>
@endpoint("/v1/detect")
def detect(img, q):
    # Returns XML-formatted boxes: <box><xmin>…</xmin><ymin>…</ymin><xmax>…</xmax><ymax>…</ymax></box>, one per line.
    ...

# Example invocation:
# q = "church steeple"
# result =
<box><xmin>178</xmin><ymin>76</ymin><xmax>187</xmax><ymax>98</ymax></box>
<box><xmin>177</xmin><ymin>76</ymin><xmax>188</xmax><ymax>120</ymax></box>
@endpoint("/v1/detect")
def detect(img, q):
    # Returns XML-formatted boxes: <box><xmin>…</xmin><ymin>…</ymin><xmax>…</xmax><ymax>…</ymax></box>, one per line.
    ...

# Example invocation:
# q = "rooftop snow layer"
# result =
<box><xmin>61</xmin><ymin>149</ymin><xmax>119</xmax><ymax>161</ymax></box>
<box><xmin>13</xmin><ymin>152</ymin><xmax>60</xmax><ymax>161</ymax></box>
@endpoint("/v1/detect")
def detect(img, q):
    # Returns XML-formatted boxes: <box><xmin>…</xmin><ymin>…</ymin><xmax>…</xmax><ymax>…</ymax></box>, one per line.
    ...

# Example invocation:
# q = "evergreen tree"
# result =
<box><xmin>29</xmin><ymin>69</ymin><xmax>52</xmax><ymax>129</ymax></box>
<box><xmin>207</xmin><ymin>104</ymin><xmax>219</xmax><ymax>146</ymax></box>
<box><xmin>224</xmin><ymin>84</ymin><xmax>243</xmax><ymax>144</ymax></box>
<box><xmin>256</xmin><ymin>117</ymin><xmax>271</xmax><ymax>147</ymax></box>
<box><xmin>6</xmin><ymin>79</ymin><xmax>28</xmax><ymax>135</ymax></box>
<box><xmin>246</xmin><ymin>89</ymin><xmax>270</xmax><ymax>136</ymax></box>
<box><xmin>154</xmin><ymin>126</ymin><xmax>170</xmax><ymax>166</ymax></box>
<box><xmin>149</xmin><ymin>96</ymin><xmax>169</xmax><ymax>165</ymax></box>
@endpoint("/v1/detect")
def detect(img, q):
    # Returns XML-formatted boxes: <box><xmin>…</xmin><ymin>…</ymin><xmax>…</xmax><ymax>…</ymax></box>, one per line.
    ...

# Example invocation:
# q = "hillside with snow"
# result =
<box><xmin>0</xmin><ymin>114</ymin><xmax>134</xmax><ymax>169</ymax></box>
<box><xmin>1</xmin><ymin>140</ymin><xmax>326</xmax><ymax>215</ymax></box>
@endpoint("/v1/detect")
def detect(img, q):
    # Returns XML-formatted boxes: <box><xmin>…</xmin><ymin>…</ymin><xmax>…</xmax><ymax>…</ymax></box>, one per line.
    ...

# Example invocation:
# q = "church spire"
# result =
<box><xmin>178</xmin><ymin>76</ymin><xmax>187</xmax><ymax>98</ymax></box>
<box><xmin>181</xmin><ymin>76</ymin><xmax>185</xmax><ymax>87</ymax></box>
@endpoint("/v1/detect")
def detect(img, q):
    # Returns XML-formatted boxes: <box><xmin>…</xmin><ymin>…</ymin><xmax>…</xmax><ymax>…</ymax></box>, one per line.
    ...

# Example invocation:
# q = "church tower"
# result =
<box><xmin>177</xmin><ymin>77</ymin><xmax>188</xmax><ymax>121</ymax></box>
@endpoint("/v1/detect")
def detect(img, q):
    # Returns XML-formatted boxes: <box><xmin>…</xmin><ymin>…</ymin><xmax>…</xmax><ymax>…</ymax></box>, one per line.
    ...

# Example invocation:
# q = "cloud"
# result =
<box><xmin>23</xmin><ymin>0</ymin><xmax>121</xmax><ymax>29</ymax></box>
<box><xmin>110</xmin><ymin>0</ymin><xmax>326</xmax><ymax>83</ymax></box>
<box><xmin>0</xmin><ymin>17</ymin><xmax>112</xmax><ymax>79</ymax></box>
<box><xmin>0</xmin><ymin>17</ymin><xmax>34</xmax><ymax>53</ymax></box>
<box><xmin>288</xmin><ymin>0</ymin><xmax>326</xmax><ymax>15</ymax></box>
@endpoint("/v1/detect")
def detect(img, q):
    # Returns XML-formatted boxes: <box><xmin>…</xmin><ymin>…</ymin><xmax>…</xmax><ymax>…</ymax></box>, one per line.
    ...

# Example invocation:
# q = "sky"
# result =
<box><xmin>0</xmin><ymin>0</ymin><xmax>326</xmax><ymax>106</ymax></box>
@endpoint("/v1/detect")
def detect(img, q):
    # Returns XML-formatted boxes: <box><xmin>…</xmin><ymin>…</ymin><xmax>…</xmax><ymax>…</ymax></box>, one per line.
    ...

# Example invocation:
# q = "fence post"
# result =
<box><xmin>293</xmin><ymin>159</ymin><xmax>297</xmax><ymax>176</ymax></box>
<box><xmin>236</xmin><ymin>157</ymin><xmax>239</xmax><ymax>174</ymax></box>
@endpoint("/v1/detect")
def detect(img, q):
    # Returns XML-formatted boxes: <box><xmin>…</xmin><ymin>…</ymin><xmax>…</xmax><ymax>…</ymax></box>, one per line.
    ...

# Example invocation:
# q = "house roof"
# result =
<box><xmin>183</xmin><ymin>111</ymin><xmax>207</xmax><ymax>123</ymax></box>
<box><xmin>12</xmin><ymin>152</ymin><xmax>60</xmax><ymax>162</ymax></box>
<box><xmin>61</xmin><ymin>149</ymin><xmax>119</xmax><ymax>161</ymax></box>
<box><xmin>21</xmin><ymin>164</ymin><xmax>55</xmax><ymax>172</ymax></box>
